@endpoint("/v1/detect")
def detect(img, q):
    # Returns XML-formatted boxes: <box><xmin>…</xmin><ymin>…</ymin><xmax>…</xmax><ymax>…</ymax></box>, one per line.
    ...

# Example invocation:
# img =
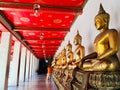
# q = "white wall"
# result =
<box><xmin>32</xmin><ymin>56</ymin><xmax>39</xmax><ymax>75</ymax></box>
<box><xmin>55</xmin><ymin>0</ymin><xmax>120</xmax><ymax>59</ymax></box>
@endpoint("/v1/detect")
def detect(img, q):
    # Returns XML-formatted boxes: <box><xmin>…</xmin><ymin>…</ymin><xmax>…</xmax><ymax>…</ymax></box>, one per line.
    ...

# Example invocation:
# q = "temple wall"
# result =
<box><xmin>55</xmin><ymin>0</ymin><xmax>120</xmax><ymax>60</ymax></box>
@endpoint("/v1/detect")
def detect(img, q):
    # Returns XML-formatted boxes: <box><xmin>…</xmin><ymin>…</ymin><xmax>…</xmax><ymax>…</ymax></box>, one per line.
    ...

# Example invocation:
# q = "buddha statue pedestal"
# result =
<box><xmin>52</xmin><ymin>67</ymin><xmax>74</xmax><ymax>90</ymax></box>
<box><xmin>62</xmin><ymin>68</ymin><xmax>74</xmax><ymax>90</ymax></box>
<box><xmin>71</xmin><ymin>68</ymin><xmax>120</xmax><ymax>90</ymax></box>
<box><xmin>72</xmin><ymin>68</ymin><xmax>90</xmax><ymax>90</ymax></box>
<box><xmin>53</xmin><ymin>67</ymin><xmax>120</xmax><ymax>90</ymax></box>
<box><xmin>89</xmin><ymin>71</ymin><xmax>120</xmax><ymax>90</ymax></box>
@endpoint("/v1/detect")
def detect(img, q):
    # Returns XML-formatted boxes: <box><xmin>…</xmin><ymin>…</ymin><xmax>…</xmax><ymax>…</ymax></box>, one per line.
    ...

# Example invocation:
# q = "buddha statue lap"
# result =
<box><xmin>72</xmin><ymin>31</ymin><xmax>85</xmax><ymax>68</ymax></box>
<box><xmin>80</xmin><ymin>4</ymin><xmax>120</xmax><ymax>72</ymax></box>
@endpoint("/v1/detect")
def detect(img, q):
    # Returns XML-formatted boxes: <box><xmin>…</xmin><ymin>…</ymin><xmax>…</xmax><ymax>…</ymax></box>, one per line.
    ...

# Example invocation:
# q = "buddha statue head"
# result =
<box><xmin>62</xmin><ymin>47</ymin><xmax>66</xmax><ymax>55</ymax></box>
<box><xmin>74</xmin><ymin>30</ymin><xmax>82</xmax><ymax>45</ymax></box>
<box><xmin>95</xmin><ymin>4</ymin><xmax>110</xmax><ymax>31</ymax></box>
<box><xmin>66</xmin><ymin>40</ymin><xmax>72</xmax><ymax>52</ymax></box>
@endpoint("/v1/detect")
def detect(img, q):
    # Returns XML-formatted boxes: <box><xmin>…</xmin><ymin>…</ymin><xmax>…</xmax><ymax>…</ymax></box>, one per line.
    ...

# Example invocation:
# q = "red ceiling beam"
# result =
<box><xmin>34</xmin><ymin>52</ymin><xmax>56</xmax><ymax>54</ymax></box>
<box><xmin>0</xmin><ymin>2</ymin><xmax>82</xmax><ymax>12</ymax></box>
<box><xmin>31</xmin><ymin>47</ymin><xmax>59</xmax><ymax>49</ymax></box>
<box><xmin>34</xmin><ymin>52</ymin><xmax>55</xmax><ymax>55</ymax></box>
<box><xmin>32</xmin><ymin>49</ymin><xmax>58</xmax><ymax>52</ymax></box>
<box><xmin>33</xmin><ymin>50</ymin><xmax>57</xmax><ymax>53</ymax></box>
<box><xmin>33</xmin><ymin>46</ymin><xmax>57</xmax><ymax>48</ymax></box>
<box><xmin>22</xmin><ymin>38</ymin><xmax>64</xmax><ymax>41</ymax></box>
<box><xmin>33</xmin><ymin>48</ymin><xmax>57</xmax><ymax>50</ymax></box>
<box><xmin>14</xmin><ymin>26</ymin><xmax>70</xmax><ymax>31</ymax></box>
<box><xmin>29</xmin><ymin>44</ymin><xmax>60</xmax><ymax>46</ymax></box>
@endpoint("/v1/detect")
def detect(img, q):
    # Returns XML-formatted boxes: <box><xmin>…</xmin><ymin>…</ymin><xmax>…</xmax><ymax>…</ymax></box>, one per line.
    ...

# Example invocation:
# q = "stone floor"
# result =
<box><xmin>8</xmin><ymin>74</ymin><xmax>58</xmax><ymax>90</ymax></box>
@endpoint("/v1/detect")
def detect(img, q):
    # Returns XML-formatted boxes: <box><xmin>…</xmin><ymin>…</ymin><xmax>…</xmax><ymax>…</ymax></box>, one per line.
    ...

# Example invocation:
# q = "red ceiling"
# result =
<box><xmin>19</xmin><ymin>31</ymin><xmax>67</xmax><ymax>40</ymax></box>
<box><xmin>0</xmin><ymin>0</ymin><xmax>85</xmax><ymax>7</ymax></box>
<box><xmin>3</xmin><ymin>9</ymin><xmax>76</xmax><ymax>28</ymax></box>
<box><xmin>0</xmin><ymin>0</ymin><xmax>87</xmax><ymax>59</ymax></box>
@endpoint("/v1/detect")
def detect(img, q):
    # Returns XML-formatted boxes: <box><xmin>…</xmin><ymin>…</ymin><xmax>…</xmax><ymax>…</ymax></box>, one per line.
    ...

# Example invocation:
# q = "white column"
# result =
<box><xmin>32</xmin><ymin>55</ymin><xmax>36</xmax><ymax>75</ymax></box>
<box><xmin>32</xmin><ymin>55</ymin><xmax>35</xmax><ymax>76</ymax></box>
<box><xmin>28</xmin><ymin>52</ymin><xmax>31</xmax><ymax>79</ymax></box>
<box><xmin>19</xmin><ymin>47</ymin><xmax>26</xmax><ymax>82</ymax></box>
<box><xmin>35</xmin><ymin>58</ymin><xmax>39</xmax><ymax>75</ymax></box>
<box><xmin>25</xmin><ymin>50</ymin><xmax>30</xmax><ymax>80</ymax></box>
<box><xmin>0</xmin><ymin>32</ymin><xmax>12</xmax><ymax>90</ymax></box>
<box><xmin>32</xmin><ymin>56</ymin><xmax>39</xmax><ymax>75</ymax></box>
<box><xmin>29</xmin><ymin>53</ymin><xmax>33</xmax><ymax>78</ymax></box>
<box><xmin>8</xmin><ymin>41</ymin><xmax>21</xmax><ymax>86</ymax></box>
<box><xmin>31</xmin><ymin>55</ymin><xmax>34</xmax><ymax>76</ymax></box>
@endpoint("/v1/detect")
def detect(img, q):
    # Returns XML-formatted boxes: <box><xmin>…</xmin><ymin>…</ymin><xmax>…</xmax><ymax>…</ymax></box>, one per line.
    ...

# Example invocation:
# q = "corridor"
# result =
<box><xmin>8</xmin><ymin>75</ymin><xmax>58</xmax><ymax>90</ymax></box>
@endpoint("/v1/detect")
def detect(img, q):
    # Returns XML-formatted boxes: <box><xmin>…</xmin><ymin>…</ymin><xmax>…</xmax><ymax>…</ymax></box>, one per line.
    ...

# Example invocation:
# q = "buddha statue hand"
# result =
<box><xmin>78</xmin><ymin>52</ymin><xmax>98</xmax><ymax>69</ymax></box>
<box><xmin>72</xmin><ymin>60</ymin><xmax>82</xmax><ymax>67</ymax></box>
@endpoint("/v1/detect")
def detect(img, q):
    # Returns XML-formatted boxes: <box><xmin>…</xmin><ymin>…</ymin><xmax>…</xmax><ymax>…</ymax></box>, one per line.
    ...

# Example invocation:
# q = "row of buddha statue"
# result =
<box><xmin>52</xmin><ymin>4</ymin><xmax>120</xmax><ymax>72</ymax></box>
<box><xmin>52</xmin><ymin>4</ymin><xmax>120</xmax><ymax>90</ymax></box>
<box><xmin>52</xmin><ymin>30</ymin><xmax>85</xmax><ymax>69</ymax></box>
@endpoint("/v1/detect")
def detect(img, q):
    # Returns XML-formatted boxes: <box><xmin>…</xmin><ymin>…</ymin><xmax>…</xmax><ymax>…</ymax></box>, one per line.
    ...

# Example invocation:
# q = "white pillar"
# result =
<box><xmin>32</xmin><ymin>56</ymin><xmax>36</xmax><ymax>75</ymax></box>
<box><xmin>31</xmin><ymin>55</ymin><xmax>34</xmax><ymax>76</ymax></box>
<box><xmin>35</xmin><ymin>58</ymin><xmax>39</xmax><ymax>75</ymax></box>
<box><xmin>32</xmin><ymin>55</ymin><xmax>35</xmax><ymax>76</ymax></box>
<box><xmin>19</xmin><ymin>47</ymin><xmax>26</xmax><ymax>82</ymax></box>
<box><xmin>0</xmin><ymin>32</ymin><xmax>12</xmax><ymax>90</ymax></box>
<box><xmin>8</xmin><ymin>41</ymin><xmax>21</xmax><ymax>86</ymax></box>
<box><xmin>28</xmin><ymin>52</ymin><xmax>31</xmax><ymax>79</ymax></box>
<box><xmin>25</xmin><ymin>50</ymin><xmax>30</xmax><ymax>80</ymax></box>
<box><xmin>29</xmin><ymin>53</ymin><xmax>33</xmax><ymax>78</ymax></box>
<box><xmin>32</xmin><ymin>56</ymin><xmax>39</xmax><ymax>75</ymax></box>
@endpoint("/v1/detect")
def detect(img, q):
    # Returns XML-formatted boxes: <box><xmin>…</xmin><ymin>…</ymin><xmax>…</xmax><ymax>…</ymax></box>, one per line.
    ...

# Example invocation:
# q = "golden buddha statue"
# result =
<box><xmin>56</xmin><ymin>53</ymin><xmax>62</xmax><ymax>68</ymax></box>
<box><xmin>72</xmin><ymin>31</ymin><xmax>85</xmax><ymax>67</ymax></box>
<box><xmin>80</xmin><ymin>4</ymin><xmax>120</xmax><ymax>71</ymax></box>
<box><xmin>66</xmin><ymin>40</ymin><xmax>73</xmax><ymax>66</ymax></box>
<box><xmin>54</xmin><ymin>56</ymin><xmax>59</xmax><ymax>69</ymax></box>
<box><xmin>61</xmin><ymin>47</ymin><xmax>67</xmax><ymax>66</ymax></box>
<box><xmin>52</xmin><ymin>57</ymin><xmax>58</xmax><ymax>67</ymax></box>
<box><xmin>51</xmin><ymin>58</ymin><xmax>55</xmax><ymax>67</ymax></box>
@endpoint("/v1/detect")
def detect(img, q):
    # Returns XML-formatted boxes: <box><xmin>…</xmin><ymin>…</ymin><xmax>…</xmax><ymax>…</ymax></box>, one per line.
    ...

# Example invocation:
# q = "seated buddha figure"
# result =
<box><xmin>56</xmin><ymin>53</ymin><xmax>62</xmax><ymax>68</ymax></box>
<box><xmin>58</xmin><ymin>52</ymin><xmax>64</xmax><ymax>68</ymax></box>
<box><xmin>66</xmin><ymin>40</ymin><xmax>73</xmax><ymax>68</ymax></box>
<box><xmin>51</xmin><ymin>57</ymin><xmax>58</xmax><ymax>68</ymax></box>
<box><xmin>51</xmin><ymin>58</ymin><xmax>55</xmax><ymax>67</ymax></box>
<box><xmin>80</xmin><ymin>4</ymin><xmax>120</xmax><ymax>71</ymax></box>
<box><xmin>72</xmin><ymin>31</ymin><xmax>85</xmax><ymax>68</ymax></box>
<box><xmin>61</xmin><ymin>48</ymin><xmax>67</xmax><ymax>67</ymax></box>
<box><xmin>54</xmin><ymin>55</ymin><xmax>59</xmax><ymax>68</ymax></box>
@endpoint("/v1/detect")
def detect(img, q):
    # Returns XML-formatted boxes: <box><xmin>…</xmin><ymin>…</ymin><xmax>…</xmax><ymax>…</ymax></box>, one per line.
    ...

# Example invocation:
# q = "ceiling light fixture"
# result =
<box><xmin>40</xmin><ymin>33</ymin><xmax>44</xmax><ymax>40</ymax></box>
<box><xmin>42</xmin><ymin>43</ymin><xmax>45</xmax><ymax>48</ymax></box>
<box><xmin>33</xmin><ymin>0</ymin><xmax>40</xmax><ymax>17</ymax></box>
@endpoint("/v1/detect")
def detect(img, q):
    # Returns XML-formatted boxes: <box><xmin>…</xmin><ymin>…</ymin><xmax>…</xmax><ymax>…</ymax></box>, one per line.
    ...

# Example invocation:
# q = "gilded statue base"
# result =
<box><xmin>72</xmin><ymin>68</ymin><xmax>90</xmax><ymax>90</ymax></box>
<box><xmin>52</xmin><ymin>67</ymin><xmax>120</xmax><ymax>90</ymax></box>
<box><xmin>52</xmin><ymin>67</ymin><xmax>74</xmax><ymax>90</ymax></box>
<box><xmin>89</xmin><ymin>71</ymin><xmax>120</xmax><ymax>90</ymax></box>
